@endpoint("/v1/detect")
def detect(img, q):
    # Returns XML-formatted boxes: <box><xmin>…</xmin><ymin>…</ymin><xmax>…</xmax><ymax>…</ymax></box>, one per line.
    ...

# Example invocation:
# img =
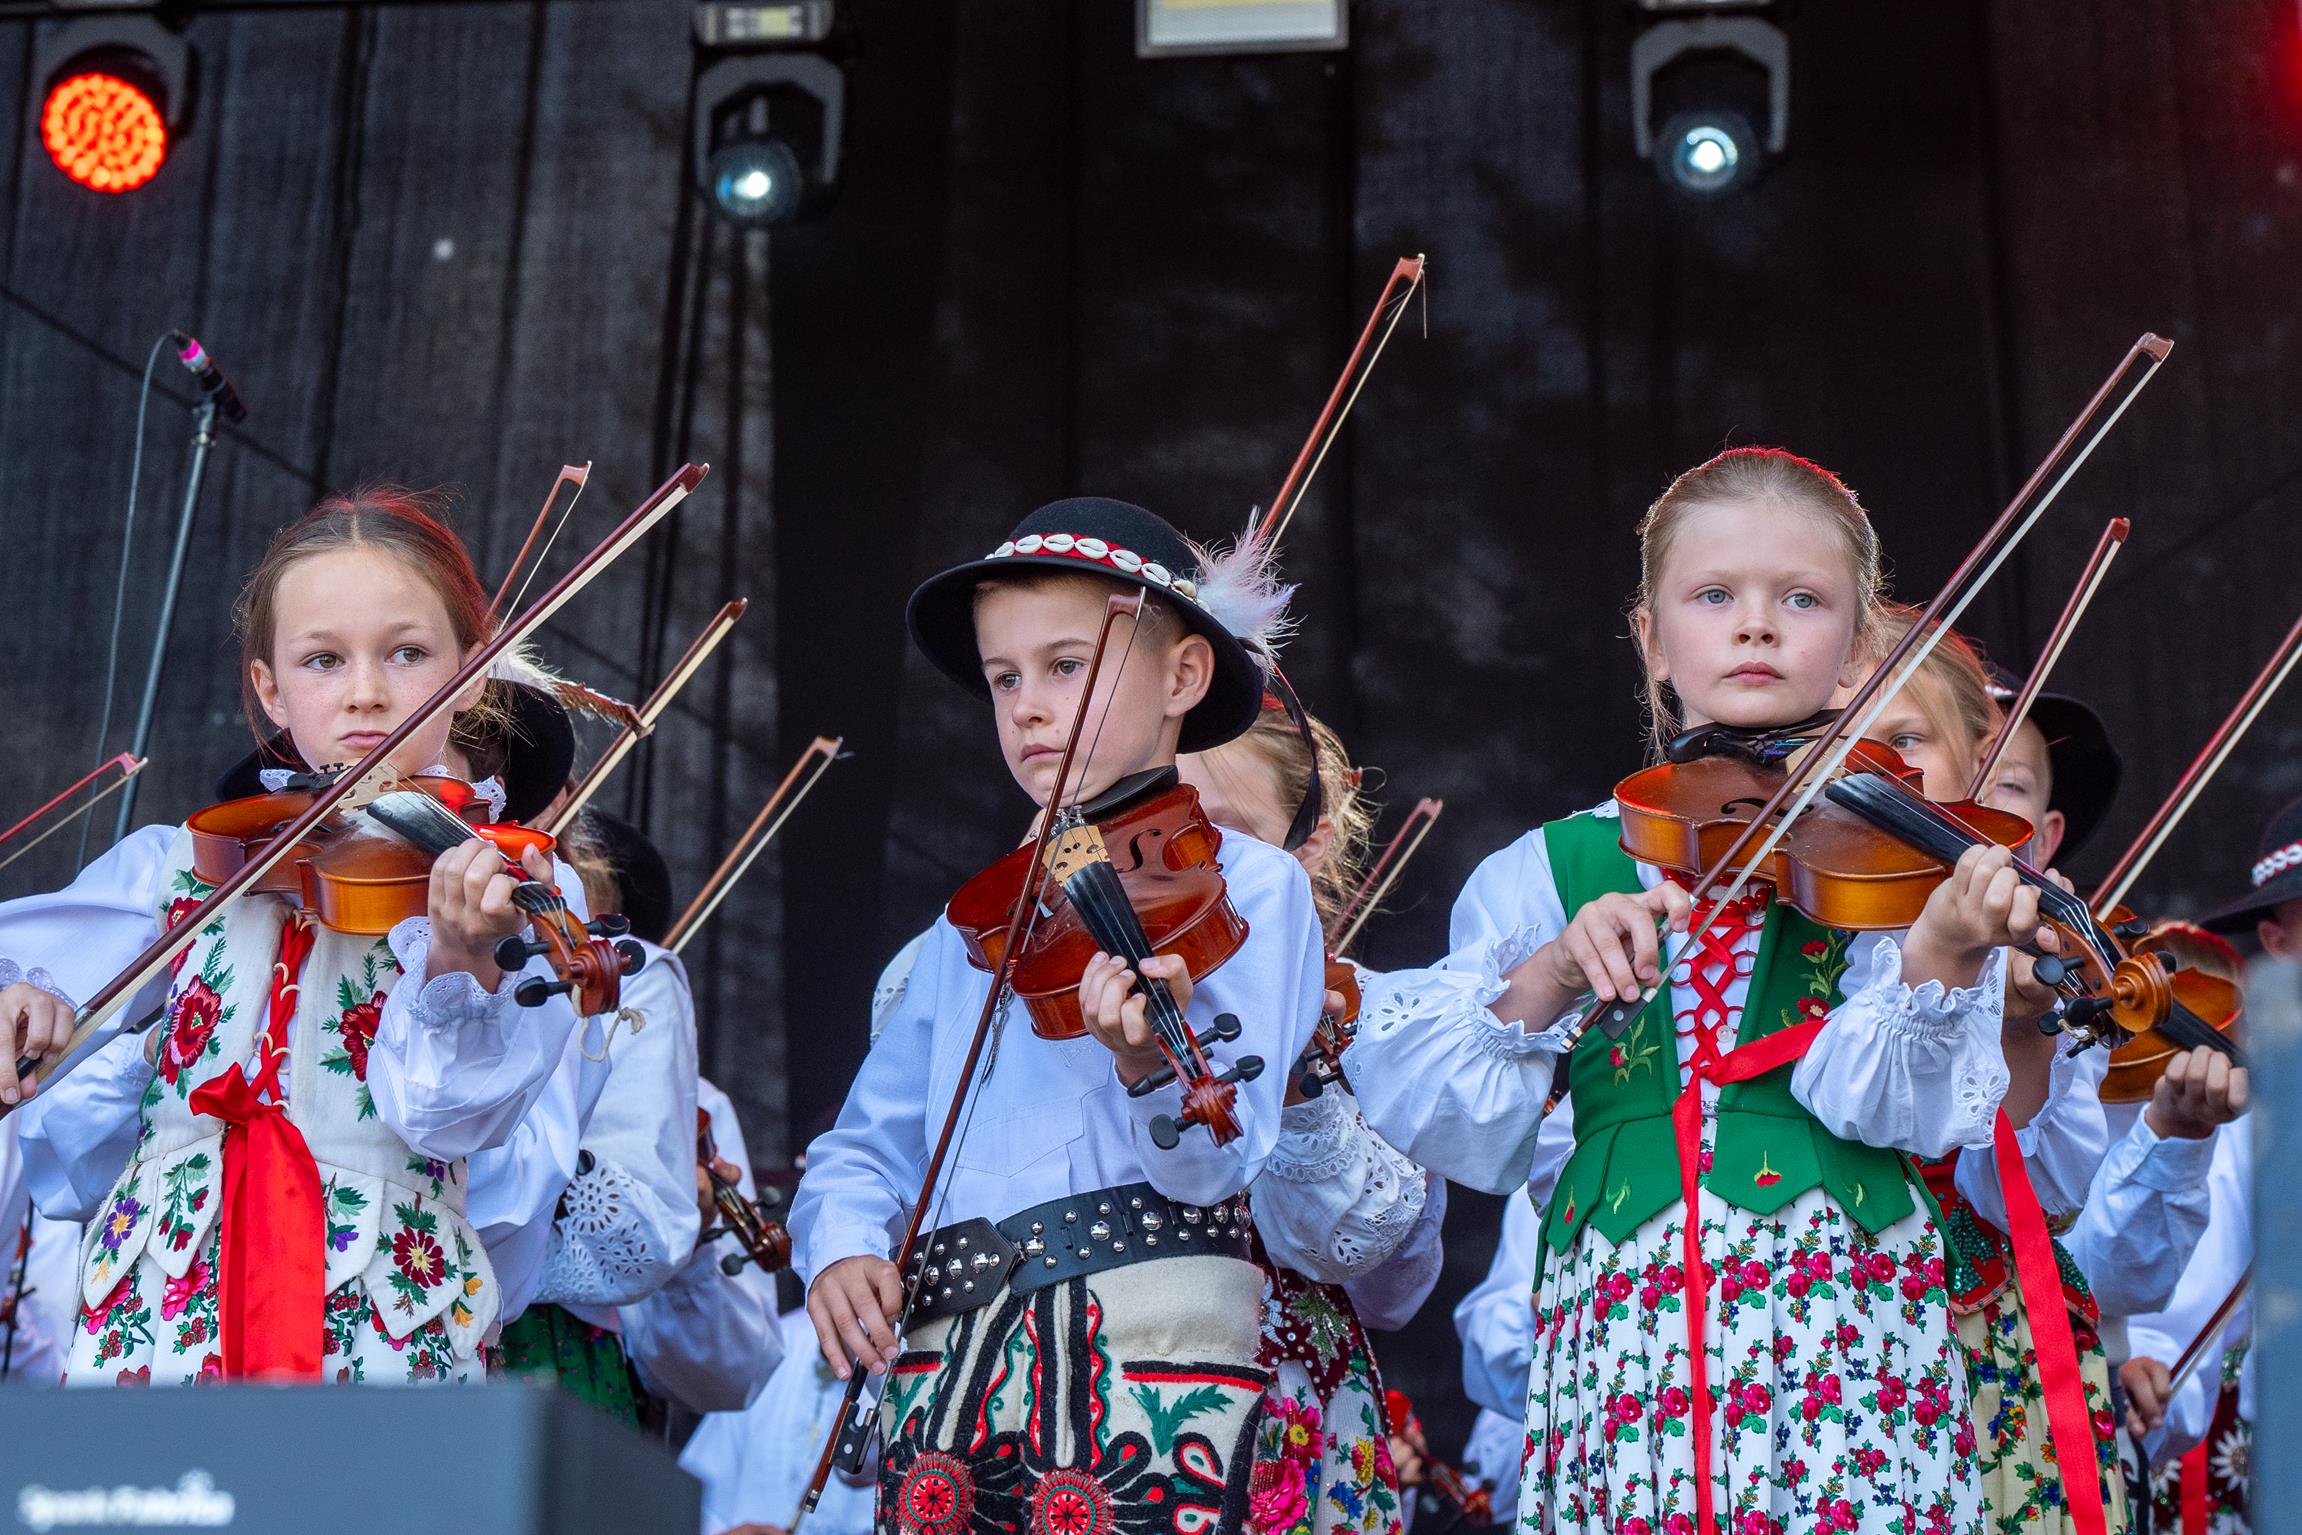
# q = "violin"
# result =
<box><xmin>1294</xmin><ymin>797</ymin><xmax>1444</xmax><ymax>1101</ymax></box>
<box><xmin>697</xmin><ymin>1107</ymin><xmax>791</xmax><ymax>1275</ymax></box>
<box><xmin>186</xmin><ymin>771</ymin><xmax>643</xmax><ymax>1018</ymax></box>
<box><xmin>1626</xmin><ymin>718</ymin><xmax>2244</xmax><ymax>1067</ymax></box>
<box><xmin>2098</xmin><ymin>921</ymin><xmax>2245</xmax><ymax>1104</ymax></box>
<box><xmin>946</xmin><ymin>765</ymin><xmax>1261</xmax><ymax>1148</ymax></box>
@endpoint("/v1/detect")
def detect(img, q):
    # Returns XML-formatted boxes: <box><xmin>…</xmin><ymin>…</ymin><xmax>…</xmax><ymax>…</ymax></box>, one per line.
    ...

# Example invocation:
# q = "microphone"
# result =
<box><xmin>169</xmin><ymin>330</ymin><xmax>249</xmax><ymax>422</ymax></box>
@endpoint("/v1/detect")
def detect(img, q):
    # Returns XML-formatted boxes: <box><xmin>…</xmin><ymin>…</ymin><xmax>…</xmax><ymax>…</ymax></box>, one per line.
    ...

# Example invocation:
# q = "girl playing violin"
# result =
<box><xmin>0</xmin><ymin>488</ymin><xmax>590</xmax><ymax>1385</ymax></box>
<box><xmin>1852</xmin><ymin>608</ymin><xmax>2128</xmax><ymax>1533</ymax></box>
<box><xmin>1344</xmin><ymin>448</ymin><xmax>2051</xmax><ymax>1535</ymax></box>
<box><xmin>1178</xmin><ymin>696</ymin><xmax>1438</xmax><ymax>1535</ymax></box>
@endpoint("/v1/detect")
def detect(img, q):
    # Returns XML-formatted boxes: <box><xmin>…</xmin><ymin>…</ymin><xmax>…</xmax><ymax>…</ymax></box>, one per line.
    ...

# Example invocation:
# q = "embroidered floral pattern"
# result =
<box><xmin>324</xmin><ymin>1179</ymin><xmax>369</xmax><ymax>1254</ymax></box>
<box><xmin>318</xmin><ymin>943</ymin><xmax>396</xmax><ymax>1120</ymax></box>
<box><xmin>81</xmin><ymin>1276</ymin><xmax>153</xmax><ymax>1368</ymax></box>
<box><xmin>155</xmin><ymin>1153</ymin><xmax>212</xmax><ymax>1253</ymax></box>
<box><xmin>158</xmin><ymin>976</ymin><xmax>225</xmax><ymax>1088</ymax></box>
<box><xmin>385</xmin><ymin>1200</ymin><xmax>455</xmax><ymax>1311</ymax></box>
<box><xmin>1249</xmin><ymin>1252</ymin><xmax>1402</xmax><ymax>1535</ymax></box>
<box><xmin>1522</xmin><ymin>1184</ymin><xmax>1980</xmax><ymax>1535</ymax></box>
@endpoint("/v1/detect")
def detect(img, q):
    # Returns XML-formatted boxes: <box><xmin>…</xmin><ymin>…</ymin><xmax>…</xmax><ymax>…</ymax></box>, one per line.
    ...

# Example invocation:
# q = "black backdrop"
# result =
<box><xmin>6</xmin><ymin>0</ymin><xmax>2301</xmax><ymax>1455</ymax></box>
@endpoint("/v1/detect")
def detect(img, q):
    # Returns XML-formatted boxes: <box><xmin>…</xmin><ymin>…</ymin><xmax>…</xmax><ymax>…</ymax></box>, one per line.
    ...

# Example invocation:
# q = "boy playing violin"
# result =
<box><xmin>789</xmin><ymin>498</ymin><xmax>1327</xmax><ymax>1535</ymax></box>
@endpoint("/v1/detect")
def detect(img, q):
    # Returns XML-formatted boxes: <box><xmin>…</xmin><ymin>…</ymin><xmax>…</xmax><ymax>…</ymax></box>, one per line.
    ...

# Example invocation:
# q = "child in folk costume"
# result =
<box><xmin>1178</xmin><ymin>695</ymin><xmax>1445</xmax><ymax>1535</ymax></box>
<box><xmin>543</xmin><ymin>808</ymin><xmax>784</xmax><ymax>1418</ymax></box>
<box><xmin>496</xmin><ymin>807</ymin><xmax>710</xmax><ymax>1419</ymax></box>
<box><xmin>0</xmin><ymin>489</ymin><xmax>593</xmax><ymax>1385</ymax></box>
<box><xmin>1345</xmin><ymin>448</ymin><xmax>2047</xmax><ymax>1535</ymax></box>
<box><xmin>792</xmin><ymin>498</ymin><xmax>1327</xmax><ymax>1535</ymax></box>
<box><xmin>1853</xmin><ymin>611</ymin><xmax>2126</xmax><ymax>1531</ymax></box>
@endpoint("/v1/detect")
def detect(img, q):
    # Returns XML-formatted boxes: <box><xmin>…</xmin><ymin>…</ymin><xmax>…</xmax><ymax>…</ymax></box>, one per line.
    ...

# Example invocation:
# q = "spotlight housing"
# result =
<box><xmin>32</xmin><ymin>18</ymin><xmax>190</xmax><ymax>195</ymax></box>
<box><xmin>690</xmin><ymin>51</ymin><xmax>845</xmax><ymax>227</ymax></box>
<box><xmin>1629</xmin><ymin>14</ymin><xmax>1787</xmax><ymax>199</ymax></box>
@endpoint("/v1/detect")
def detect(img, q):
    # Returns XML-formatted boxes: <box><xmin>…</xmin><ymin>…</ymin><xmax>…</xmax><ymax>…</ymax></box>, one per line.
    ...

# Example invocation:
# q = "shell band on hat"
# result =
<box><xmin>986</xmin><ymin>533</ymin><xmax>1201</xmax><ymax>604</ymax></box>
<box><xmin>2252</xmin><ymin>840</ymin><xmax>2302</xmax><ymax>889</ymax></box>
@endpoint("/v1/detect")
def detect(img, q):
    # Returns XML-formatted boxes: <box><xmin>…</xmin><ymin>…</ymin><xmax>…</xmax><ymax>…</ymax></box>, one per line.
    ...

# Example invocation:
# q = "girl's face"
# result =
<box><xmin>248</xmin><ymin>546</ymin><xmax>480</xmax><ymax>775</ymax></box>
<box><xmin>1177</xmin><ymin>737</ymin><xmax>1335</xmax><ymax>878</ymax></box>
<box><xmin>973</xmin><ymin>577</ymin><xmax>1211</xmax><ymax>808</ymax></box>
<box><xmin>1862</xmin><ymin>674</ymin><xmax>1984</xmax><ymax>804</ymax></box>
<box><xmin>1637</xmin><ymin>499</ymin><xmax>1865</xmax><ymax>733</ymax></box>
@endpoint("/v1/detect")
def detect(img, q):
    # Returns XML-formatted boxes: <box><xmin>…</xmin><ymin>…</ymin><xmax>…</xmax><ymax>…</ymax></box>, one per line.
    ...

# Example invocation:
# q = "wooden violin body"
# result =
<box><xmin>187</xmin><ymin>777</ymin><xmax>550</xmax><ymax>937</ymax></box>
<box><xmin>1293</xmin><ymin>956</ymin><xmax>1360</xmax><ymax>1100</ymax></box>
<box><xmin>1613</xmin><ymin>739</ymin><xmax>2034</xmax><ymax>932</ymax></box>
<box><xmin>947</xmin><ymin>777</ymin><xmax>1248</xmax><ymax>1042</ymax></box>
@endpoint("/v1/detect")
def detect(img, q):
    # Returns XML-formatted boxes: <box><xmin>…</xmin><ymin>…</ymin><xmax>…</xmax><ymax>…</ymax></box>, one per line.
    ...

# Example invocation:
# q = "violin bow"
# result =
<box><xmin>1328</xmin><ymin>796</ymin><xmax>1444</xmax><ymax>958</ymax></box>
<box><xmin>543</xmin><ymin>599</ymin><xmax>750</xmax><ymax>837</ymax></box>
<box><xmin>0</xmin><ymin>755</ymin><xmax>146</xmax><ymax>877</ymax></box>
<box><xmin>796</xmin><ymin>592</ymin><xmax>1158</xmax><ymax>1529</ymax></box>
<box><xmin>1255</xmin><ymin>255</ymin><xmax>1427</xmax><ymax>551</ymax></box>
<box><xmin>1965</xmin><ymin>516</ymin><xmax>2129</xmax><ymax>800</ymax></box>
<box><xmin>488</xmin><ymin>463</ymin><xmax>591</xmax><ymax>622</ymax></box>
<box><xmin>10</xmin><ymin>463</ymin><xmax>710</xmax><ymax>1096</ymax></box>
<box><xmin>661</xmin><ymin>733</ymin><xmax>844</xmax><ymax>957</ymax></box>
<box><xmin>1558</xmin><ymin>335</ymin><xmax>2175</xmax><ymax>1054</ymax></box>
<box><xmin>2165</xmin><ymin>1265</ymin><xmax>2250</xmax><ymax>1401</ymax></box>
<box><xmin>2091</xmin><ymin>604</ymin><xmax>2302</xmax><ymax>916</ymax></box>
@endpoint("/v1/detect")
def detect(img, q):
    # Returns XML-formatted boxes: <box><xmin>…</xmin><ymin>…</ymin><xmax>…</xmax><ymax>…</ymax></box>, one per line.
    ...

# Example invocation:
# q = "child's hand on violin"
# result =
<box><xmin>808</xmin><ymin>1254</ymin><xmax>903</xmax><ymax>1380</ymax></box>
<box><xmin>1499</xmin><ymin>884</ymin><xmax>1692</xmax><ymax>1027</ymax></box>
<box><xmin>0</xmin><ymin>982</ymin><xmax>74</xmax><ymax>1106</ymax></box>
<box><xmin>1080</xmin><ymin>952</ymin><xmax>1190</xmax><ymax>1086</ymax></box>
<box><xmin>425</xmin><ymin>841</ymin><xmax>554</xmax><ymax>991</ymax></box>
<box><xmin>2146</xmin><ymin>1044</ymin><xmax>2249</xmax><ymax>1141</ymax></box>
<box><xmin>1902</xmin><ymin>844</ymin><xmax>2044</xmax><ymax>993</ymax></box>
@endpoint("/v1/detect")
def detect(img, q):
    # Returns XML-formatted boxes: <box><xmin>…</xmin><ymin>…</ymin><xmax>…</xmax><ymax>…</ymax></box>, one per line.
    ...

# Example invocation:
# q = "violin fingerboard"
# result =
<box><xmin>363</xmin><ymin>790</ymin><xmax>481</xmax><ymax>857</ymax></box>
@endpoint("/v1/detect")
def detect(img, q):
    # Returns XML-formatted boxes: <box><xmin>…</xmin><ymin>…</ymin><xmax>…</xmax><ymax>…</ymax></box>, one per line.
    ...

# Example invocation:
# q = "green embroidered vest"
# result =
<box><xmin>1539</xmin><ymin>810</ymin><xmax>1923</xmax><ymax>1254</ymax></box>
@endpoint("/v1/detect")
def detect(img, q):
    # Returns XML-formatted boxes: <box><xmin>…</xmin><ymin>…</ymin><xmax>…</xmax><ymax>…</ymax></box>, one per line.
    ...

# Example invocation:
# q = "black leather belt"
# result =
<box><xmin>901</xmin><ymin>1181</ymin><xmax>1254</xmax><ymax>1325</ymax></box>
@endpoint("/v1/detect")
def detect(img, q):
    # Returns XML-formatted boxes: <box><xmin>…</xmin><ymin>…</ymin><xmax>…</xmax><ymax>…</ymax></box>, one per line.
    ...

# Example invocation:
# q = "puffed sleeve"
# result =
<box><xmin>364</xmin><ymin>854</ymin><xmax>590</xmax><ymax>1161</ymax></box>
<box><xmin>1788</xmin><ymin>935</ymin><xmax>2011</xmax><ymax>1158</ymax></box>
<box><xmin>2063</xmin><ymin>1110</ymin><xmax>2216</xmax><ymax>1318</ymax></box>
<box><xmin>1453</xmin><ymin>1192</ymin><xmax>1541</xmax><ymax>1419</ymax></box>
<box><xmin>1954</xmin><ymin>1044</ymin><xmax>2110</xmax><ymax>1228</ymax></box>
<box><xmin>1252</xmin><ymin>1088</ymin><xmax>1429</xmax><ymax>1286</ymax></box>
<box><xmin>621</xmin><ymin>1078</ymin><xmax>784</xmax><ymax>1414</ymax></box>
<box><xmin>533</xmin><ymin>944</ymin><xmax>703</xmax><ymax>1307</ymax></box>
<box><xmin>789</xmin><ymin>929</ymin><xmax>943</xmax><ymax>1286</ymax></box>
<box><xmin>1343</xmin><ymin>830</ymin><xmax>1574</xmax><ymax>1196</ymax></box>
<box><xmin>1117</xmin><ymin>840</ymin><xmax>1324</xmax><ymax>1207</ymax></box>
<box><xmin>465</xmin><ymin>1022</ymin><xmax>589</xmax><ymax>1324</ymax></box>
<box><xmin>0</xmin><ymin>824</ymin><xmax>178</xmax><ymax>1025</ymax></box>
<box><xmin>1342</xmin><ymin>1175</ymin><xmax>1446</xmax><ymax>1331</ymax></box>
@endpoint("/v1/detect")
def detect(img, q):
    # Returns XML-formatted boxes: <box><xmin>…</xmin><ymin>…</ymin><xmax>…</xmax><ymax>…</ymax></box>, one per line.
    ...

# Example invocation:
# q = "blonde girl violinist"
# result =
<box><xmin>1343</xmin><ymin>448</ymin><xmax>2049</xmax><ymax>1535</ymax></box>
<box><xmin>0</xmin><ymin>488</ymin><xmax>591</xmax><ymax>1385</ymax></box>
<box><xmin>1178</xmin><ymin>689</ymin><xmax>1441</xmax><ymax>1535</ymax></box>
<box><xmin>1854</xmin><ymin>606</ymin><xmax>2124</xmax><ymax>1533</ymax></box>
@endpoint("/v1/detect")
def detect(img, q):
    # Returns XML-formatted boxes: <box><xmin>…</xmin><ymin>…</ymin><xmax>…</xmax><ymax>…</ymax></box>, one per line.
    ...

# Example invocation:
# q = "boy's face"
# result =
<box><xmin>973</xmin><ymin>576</ymin><xmax>1213</xmax><ymax>807</ymax></box>
<box><xmin>1980</xmin><ymin>718</ymin><xmax>2064</xmax><ymax>868</ymax></box>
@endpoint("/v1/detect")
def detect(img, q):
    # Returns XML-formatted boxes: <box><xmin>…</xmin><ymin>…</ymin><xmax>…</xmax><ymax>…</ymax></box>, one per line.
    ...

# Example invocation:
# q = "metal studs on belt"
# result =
<box><xmin>970</xmin><ymin>1251</ymin><xmax>997</xmax><ymax>1273</ymax></box>
<box><xmin>925</xmin><ymin>1265</ymin><xmax>941</xmax><ymax>1285</ymax></box>
<box><xmin>1129</xmin><ymin>1196</ymin><xmax>1143</xmax><ymax>1210</ymax></box>
<box><xmin>1089</xmin><ymin>1220</ymin><xmax>1112</xmax><ymax>1243</ymax></box>
<box><xmin>1140</xmin><ymin>1211</ymin><xmax>1164</xmax><ymax>1232</ymax></box>
<box><xmin>1077</xmin><ymin>1247</ymin><xmax>1092</xmax><ymax>1260</ymax></box>
<box><xmin>1021</xmin><ymin>1236</ymin><xmax>1045</xmax><ymax>1257</ymax></box>
<box><xmin>1181</xmin><ymin>1206</ymin><xmax>1204</xmax><ymax>1224</ymax></box>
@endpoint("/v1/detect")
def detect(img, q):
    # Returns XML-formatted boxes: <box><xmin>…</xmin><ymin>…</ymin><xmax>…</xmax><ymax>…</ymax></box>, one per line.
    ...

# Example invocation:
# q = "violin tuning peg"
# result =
<box><xmin>613</xmin><ymin>938</ymin><xmax>647</xmax><ymax>975</ymax></box>
<box><xmin>2113</xmin><ymin>917</ymin><xmax>2150</xmax><ymax>943</ymax></box>
<box><xmin>1148</xmin><ymin>1115</ymin><xmax>1182</xmax><ymax>1151</ymax></box>
<box><xmin>2030</xmin><ymin>954</ymin><xmax>2073</xmax><ymax>988</ymax></box>
<box><xmin>1205</xmin><ymin>1013</ymin><xmax>1242</xmax><ymax>1044</ymax></box>
<box><xmin>1220</xmin><ymin>1055</ymin><xmax>1264</xmax><ymax>1086</ymax></box>
<box><xmin>756</xmin><ymin>1185</ymin><xmax>785</xmax><ymax>1210</ymax></box>
<box><xmin>1125</xmin><ymin>1062</ymin><xmax>1179</xmax><ymax>1099</ymax></box>
<box><xmin>720</xmin><ymin>1252</ymin><xmax>750</xmax><ymax>1278</ymax></box>
<box><xmin>1295</xmin><ymin>1066</ymin><xmax>1328</xmax><ymax>1100</ymax></box>
<box><xmin>493</xmin><ymin>935</ymin><xmax>549</xmax><ymax>971</ymax></box>
<box><xmin>2036</xmin><ymin>1008</ymin><xmax>2064</xmax><ymax>1038</ymax></box>
<box><xmin>587</xmin><ymin>913</ymin><xmax>632</xmax><ymax>938</ymax></box>
<box><xmin>513</xmin><ymin>975</ymin><xmax>575</xmax><ymax>1008</ymax></box>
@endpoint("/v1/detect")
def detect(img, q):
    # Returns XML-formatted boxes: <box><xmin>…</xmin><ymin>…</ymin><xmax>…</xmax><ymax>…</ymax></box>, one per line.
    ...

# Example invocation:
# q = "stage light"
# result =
<box><xmin>1655</xmin><ymin>109</ymin><xmax>1759</xmax><ymax>197</ymax></box>
<box><xmin>1629</xmin><ymin>14</ymin><xmax>1787</xmax><ymax>199</ymax></box>
<box><xmin>690</xmin><ymin>51</ymin><xmax>845</xmax><ymax>227</ymax></box>
<box><xmin>32</xmin><ymin>19</ymin><xmax>189</xmax><ymax>196</ymax></box>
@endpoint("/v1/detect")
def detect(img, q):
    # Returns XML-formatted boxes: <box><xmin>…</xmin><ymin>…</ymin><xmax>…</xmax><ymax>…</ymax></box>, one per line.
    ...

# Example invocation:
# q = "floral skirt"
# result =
<box><xmin>879</xmin><ymin>1254</ymin><xmax>1270</xmax><ymax>1535</ymax></box>
<box><xmin>2141</xmin><ymin>1347</ymin><xmax>2249</xmax><ymax>1535</ymax></box>
<box><xmin>1245</xmin><ymin>1263</ymin><xmax>1403</xmax><ymax>1535</ymax></box>
<box><xmin>1955</xmin><ymin>1293</ymin><xmax>2123</xmax><ymax>1534</ymax></box>
<box><xmin>1520</xmin><ymin>1184</ymin><xmax>1982</xmax><ymax>1535</ymax></box>
<box><xmin>497</xmin><ymin>1302</ymin><xmax>640</xmax><ymax>1423</ymax></box>
<box><xmin>69</xmin><ymin>1240</ymin><xmax>479</xmax><ymax>1386</ymax></box>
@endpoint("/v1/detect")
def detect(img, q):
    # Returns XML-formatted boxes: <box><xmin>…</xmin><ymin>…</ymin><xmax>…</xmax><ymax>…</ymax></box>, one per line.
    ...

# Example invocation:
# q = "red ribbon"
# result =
<box><xmin>2180</xmin><ymin>1442</ymin><xmax>2208</xmax><ymax>1535</ymax></box>
<box><xmin>1991</xmin><ymin>1107</ymin><xmax>2108</xmax><ymax>1535</ymax></box>
<box><xmin>1669</xmin><ymin>1016</ymin><xmax>1824</xmax><ymax>1535</ymax></box>
<box><xmin>185</xmin><ymin>915</ymin><xmax>323</xmax><ymax>1381</ymax></box>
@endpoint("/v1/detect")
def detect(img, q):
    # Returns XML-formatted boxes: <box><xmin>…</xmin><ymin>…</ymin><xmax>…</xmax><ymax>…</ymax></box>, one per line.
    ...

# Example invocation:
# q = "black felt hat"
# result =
<box><xmin>580</xmin><ymin>809</ymin><xmax>676</xmax><ymax>945</ymax></box>
<box><xmin>211</xmin><ymin>680</ymin><xmax>577</xmax><ymax>826</ymax></box>
<box><xmin>1984</xmin><ymin>666</ymin><xmax>2122</xmax><ymax>864</ymax></box>
<box><xmin>905</xmin><ymin>497</ymin><xmax>1277</xmax><ymax>753</ymax></box>
<box><xmin>2200</xmin><ymin>795</ymin><xmax>2302</xmax><ymax>935</ymax></box>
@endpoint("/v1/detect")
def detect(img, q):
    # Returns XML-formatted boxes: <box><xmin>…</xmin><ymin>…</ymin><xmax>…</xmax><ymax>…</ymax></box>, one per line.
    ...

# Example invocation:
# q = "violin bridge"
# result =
<box><xmin>1043</xmin><ymin>824</ymin><xmax>1110</xmax><ymax>884</ymax></box>
<box><xmin>336</xmin><ymin>763</ymin><xmax>414</xmax><ymax>811</ymax></box>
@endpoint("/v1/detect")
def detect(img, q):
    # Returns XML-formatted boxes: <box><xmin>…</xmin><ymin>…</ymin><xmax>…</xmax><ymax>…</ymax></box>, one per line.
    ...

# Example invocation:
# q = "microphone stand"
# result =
<box><xmin>111</xmin><ymin>391</ymin><xmax>220</xmax><ymax>841</ymax></box>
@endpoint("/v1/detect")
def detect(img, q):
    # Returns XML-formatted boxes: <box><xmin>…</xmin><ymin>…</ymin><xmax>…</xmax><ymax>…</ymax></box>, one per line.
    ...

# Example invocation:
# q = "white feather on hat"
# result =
<box><xmin>1185</xmin><ymin>512</ymin><xmax>1295</xmax><ymax>675</ymax></box>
